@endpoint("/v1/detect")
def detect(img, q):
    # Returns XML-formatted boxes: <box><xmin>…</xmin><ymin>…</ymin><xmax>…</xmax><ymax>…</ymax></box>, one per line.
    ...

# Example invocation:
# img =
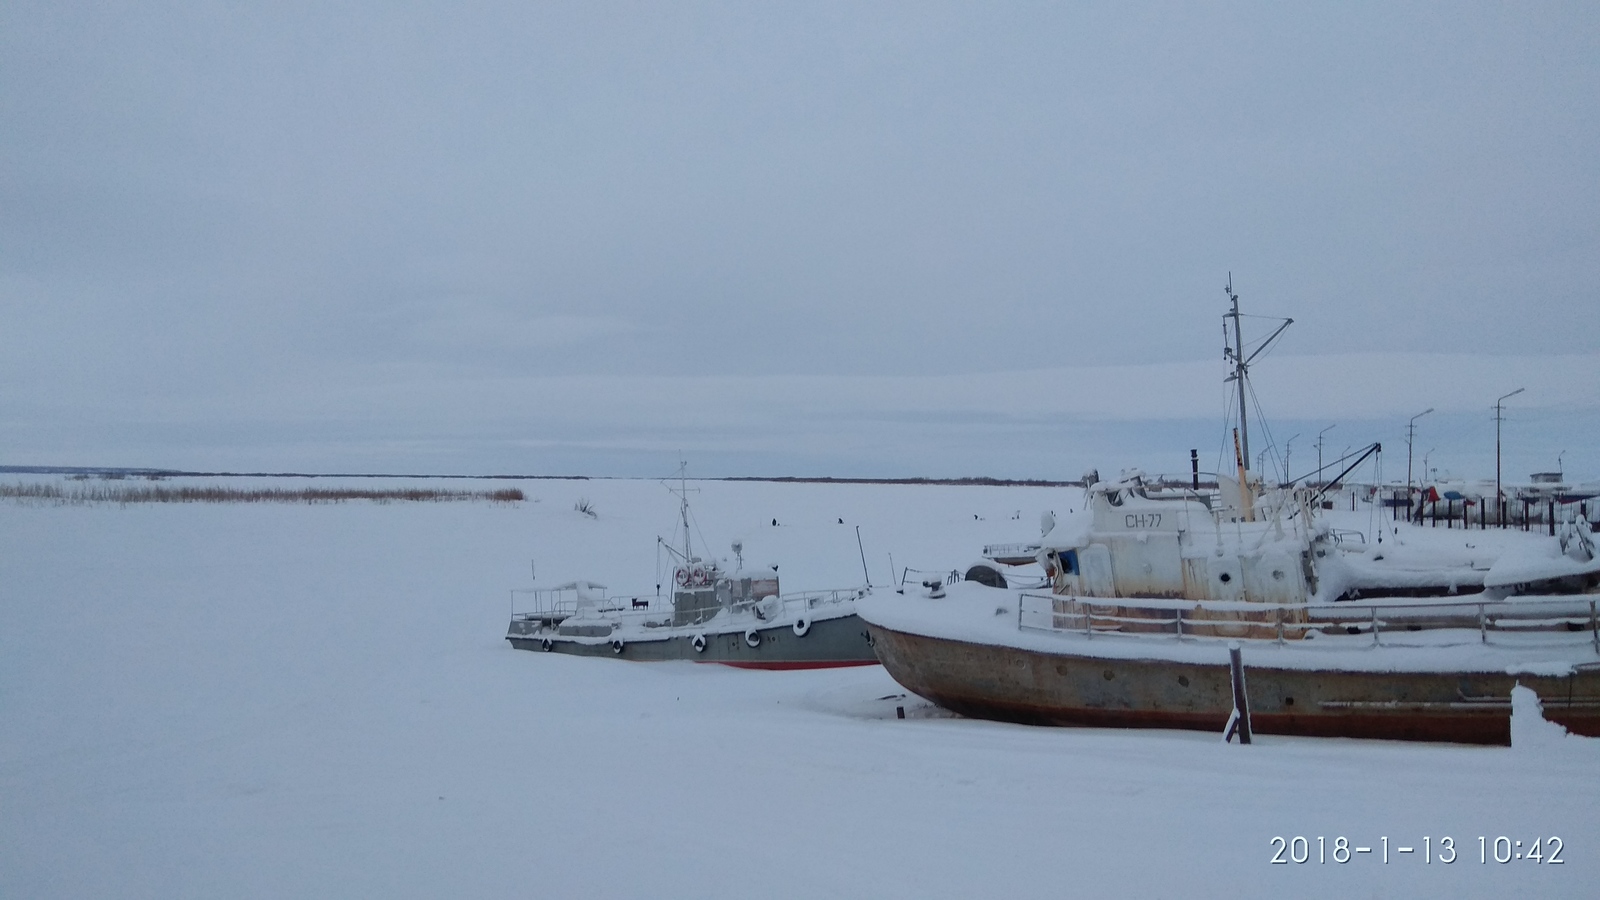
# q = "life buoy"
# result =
<box><xmin>691</xmin><ymin>634</ymin><xmax>707</xmax><ymax>653</ymax></box>
<box><xmin>611</xmin><ymin>639</ymin><xmax>625</xmax><ymax>654</ymax></box>
<box><xmin>540</xmin><ymin>638</ymin><xmax>553</xmax><ymax>652</ymax></box>
<box><xmin>792</xmin><ymin>616</ymin><xmax>811</xmax><ymax>637</ymax></box>
<box><xmin>744</xmin><ymin>629</ymin><xmax>761</xmax><ymax>648</ymax></box>
<box><xmin>690</xmin><ymin>565</ymin><xmax>707</xmax><ymax>586</ymax></box>
<box><xmin>675</xmin><ymin>568</ymin><xmax>691</xmax><ymax>587</ymax></box>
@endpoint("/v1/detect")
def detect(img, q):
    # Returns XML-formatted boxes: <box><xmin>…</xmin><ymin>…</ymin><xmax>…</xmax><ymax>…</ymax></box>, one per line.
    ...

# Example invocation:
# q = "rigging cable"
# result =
<box><xmin>1244</xmin><ymin>376</ymin><xmax>1281</xmax><ymax>483</ymax></box>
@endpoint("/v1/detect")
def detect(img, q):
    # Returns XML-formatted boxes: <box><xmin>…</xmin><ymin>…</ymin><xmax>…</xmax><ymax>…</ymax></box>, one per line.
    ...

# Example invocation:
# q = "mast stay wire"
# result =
<box><xmin>1217</xmin><ymin>318</ymin><xmax>1290</xmax><ymax>483</ymax></box>
<box><xmin>660</xmin><ymin>494</ymin><xmax>713</xmax><ymax>565</ymax></box>
<box><xmin>1245</xmin><ymin>377</ymin><xmax>1282</xmax><ymax>483</ymax></box>
<box><xmin>1215</xmin><ymin>375</ymin><xmax>1234</xmax><ymax>482</ymax></box>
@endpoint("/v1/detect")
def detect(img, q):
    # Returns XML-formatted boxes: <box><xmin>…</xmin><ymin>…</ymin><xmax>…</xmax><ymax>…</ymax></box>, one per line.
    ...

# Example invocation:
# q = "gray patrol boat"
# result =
<box><xmin>507</xmin><ymin>468</ymin><xmax>878</xmax><ymax>668</ymax></box>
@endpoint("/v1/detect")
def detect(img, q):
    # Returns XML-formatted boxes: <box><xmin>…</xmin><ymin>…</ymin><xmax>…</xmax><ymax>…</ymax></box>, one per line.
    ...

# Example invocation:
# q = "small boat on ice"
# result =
<box><xmin>506</xmin><ymin>571</ymin><xmax>876</xmax><ymax>668</ymax></box>
<box><xmin>859</xmin><ymin>282</ymin><xmax>1600</xmax><ymax>744</ymax></box>
<box><xmin>506</xmin><ymin>469</ymin><xmax>878</xmax><ymax>669</ymax></box>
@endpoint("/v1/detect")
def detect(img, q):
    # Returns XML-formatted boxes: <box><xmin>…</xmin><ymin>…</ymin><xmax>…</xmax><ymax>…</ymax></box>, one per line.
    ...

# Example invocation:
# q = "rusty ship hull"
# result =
<box><xmin>864</xmin><ymin>617</ymin><xmax>1600</xmax><ymax>745</ymax></box>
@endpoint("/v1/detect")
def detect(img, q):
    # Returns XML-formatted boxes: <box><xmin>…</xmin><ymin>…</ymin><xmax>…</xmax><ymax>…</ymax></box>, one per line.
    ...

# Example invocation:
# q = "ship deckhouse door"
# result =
<box><xmin>1078</xmin><ymin>544</ymin><xmax>1115</xmax><ymax>596</ymax></box>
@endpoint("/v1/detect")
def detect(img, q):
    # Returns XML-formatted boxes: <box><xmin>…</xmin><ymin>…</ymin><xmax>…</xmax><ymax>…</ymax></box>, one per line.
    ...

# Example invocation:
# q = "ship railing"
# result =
<box><xmin>512</xmin><ymin>585</ymin><xmax>867</xmax><ymax>624</ymax></box>
<box><xmin>1018</xmin><ymin>592</ymin><xmax>1600</xmax><ymax>652</ymax></box>
<box><xmin>509</xmin><ymin>587</ymin><xmax>658</xmax><ymax>621</ymax></box>
<box><xmin>510</xmin><ymin>587</ymin><xmax>579</xmax><ymax>621</ymax></box>
<box><xmin>740</xmin><ymin>587</ymin><xmax>865</xmax><ymax>620</ymax></box>
<box><xmin>899</xmin><ymin>567</ymin><xmax>961</xmax><ymax>587</ymax></box>
<box><xmin>781</xmin><ymin>587</ymin><xmax>869</xmax><ymax>610</ymax></box>
<box><xmin>982</xmin><ymin>542</ymin><xmax>1041</xmax><ymax>562</ymax></box>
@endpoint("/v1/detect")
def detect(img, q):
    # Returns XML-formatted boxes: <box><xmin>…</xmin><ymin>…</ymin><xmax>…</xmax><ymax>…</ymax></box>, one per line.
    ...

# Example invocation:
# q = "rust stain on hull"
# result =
<box><xmin>867</xmin><ymin>624</ymin><xmax>1600</xmax><ymax>746</ymax></box>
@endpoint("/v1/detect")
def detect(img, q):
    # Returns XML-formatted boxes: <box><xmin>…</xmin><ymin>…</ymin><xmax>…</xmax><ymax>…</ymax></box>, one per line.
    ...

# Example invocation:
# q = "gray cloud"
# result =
<box><xmin>3</xmin><ymin>2</ymin><xmax>1597</xmax><ymax>475</ymax></box>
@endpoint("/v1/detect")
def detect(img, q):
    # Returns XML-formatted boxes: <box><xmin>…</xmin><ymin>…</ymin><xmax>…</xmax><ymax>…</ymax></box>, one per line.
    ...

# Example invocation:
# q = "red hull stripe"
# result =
<box><xmin>711</xmin><ymin>659</ymin><xmax>881</xmax><ymax>671</ymax></box>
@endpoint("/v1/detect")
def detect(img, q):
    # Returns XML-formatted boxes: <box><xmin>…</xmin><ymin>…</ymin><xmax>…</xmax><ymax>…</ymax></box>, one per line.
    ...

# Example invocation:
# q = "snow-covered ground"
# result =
<box><xmin>2</xmin><ymin>475</ymin><xmax>1595</xmax><ymax>899</ymax></box>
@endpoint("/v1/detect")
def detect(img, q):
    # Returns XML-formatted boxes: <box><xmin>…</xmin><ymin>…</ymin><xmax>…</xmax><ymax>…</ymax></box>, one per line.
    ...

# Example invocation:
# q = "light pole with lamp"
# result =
<box><xmin>1495</xmin><ymin>388</ymin><xmax>1525</xmax><ymax>526</ymax></box>
<box><xmin>1283</xmin><ymin>433</ymin><xmax>1300</xmax><ymax>485</ymax></box>
<box><xmin>1406</xmin><ymin>408</ymin><xmax>1434</xmax><ymax>521</ymax></box>
<box><xmin>1316</xmin><ymin>425</ymin><xmax>1336</xmax><ymax>486</ymax></box>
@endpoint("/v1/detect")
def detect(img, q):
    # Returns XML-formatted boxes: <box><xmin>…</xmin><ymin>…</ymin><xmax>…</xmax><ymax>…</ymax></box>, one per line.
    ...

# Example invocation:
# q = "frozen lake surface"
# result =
<box><xmin>2</xmin><ymin>476</ymin><xmax>1595</xmax><ymax>898</ymax></box>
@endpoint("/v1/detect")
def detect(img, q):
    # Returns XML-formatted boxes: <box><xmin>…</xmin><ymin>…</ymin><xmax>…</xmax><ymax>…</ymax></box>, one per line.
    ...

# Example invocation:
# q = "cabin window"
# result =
<box><xmin>1060</xmin><ymin>550</ymin><xmax>1079</xmax><ymax>576</ymax></box>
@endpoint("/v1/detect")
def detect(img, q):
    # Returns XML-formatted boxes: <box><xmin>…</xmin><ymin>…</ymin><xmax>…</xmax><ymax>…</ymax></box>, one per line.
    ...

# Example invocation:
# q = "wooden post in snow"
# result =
<box><xmin>1224</xmin><ymin>642</ymin><xmax>1253</xmax><ymax>745</ymax></box>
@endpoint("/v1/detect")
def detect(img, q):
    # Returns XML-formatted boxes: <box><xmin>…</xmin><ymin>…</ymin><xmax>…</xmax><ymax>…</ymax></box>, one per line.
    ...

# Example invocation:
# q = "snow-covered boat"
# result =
<box><xmin>858</xmin><ymin>283</ymin><xmax>1600</xmax><ymax>743</ymax></box>
<box><xmin>506</xmin><ymin>469</ymin><xmax>878</xmax><ymax>669</ymax></box>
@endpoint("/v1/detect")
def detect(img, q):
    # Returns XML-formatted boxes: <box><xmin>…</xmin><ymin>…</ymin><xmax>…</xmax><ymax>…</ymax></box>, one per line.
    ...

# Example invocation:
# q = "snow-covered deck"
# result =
<box><xmin>859</xmin><ymin>582</ymin><xmax>1600</xmax><ymax>675</ymax></box>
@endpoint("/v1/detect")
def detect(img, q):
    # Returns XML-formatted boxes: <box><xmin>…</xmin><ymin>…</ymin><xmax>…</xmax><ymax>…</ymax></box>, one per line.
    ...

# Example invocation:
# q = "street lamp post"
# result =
<box><xmin>1406</xmin><ymin>408</ymin><xmax>1434</xmax><ymax>522</ymax></box>
<box><xmin>1495</xmin><ymin>388</ymin><xmax>1525</xmax><ymax>526</ymax></box>
<box><xmin>1316</xmin><ymin>425</ymin><xmax>1336</xmax><ymax>486</ymax></box>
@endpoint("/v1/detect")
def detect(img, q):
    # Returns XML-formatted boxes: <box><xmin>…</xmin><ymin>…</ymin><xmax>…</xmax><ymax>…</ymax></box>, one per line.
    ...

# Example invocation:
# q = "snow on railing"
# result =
<box><xmin>1017</xmin><ymin>592</ymin><xmax>1600</xmax><ymax>653</ymax></box>
<box><xmin>509</xmin><ymin>587</ymin><xmax>580</xmax><ymax>620</ymax></box>
<box><xmin>509</xmin><ymin>587</ymin><xmax>658</xmax><ymax>620</ymax></box>
<box><xmin>899</xmin><ymin>567</ymin><xmax>960</xmax><ymax>587</ymax></box>
<box><xmin>783</xmin><ymin>588</ymin><xmax>868</xmax><ymax>610</ymax></box>
<box><xmin>509</xmin><ymin>585</ymin><xmax>864</xmax><ymax>623</ymax></box>
<box><xmin>1328</xmin><ymin>528</ymin><xmax>1366</xmax><ymax>545</ymax></box>
<box><xmin>982</xmin><ymin>542</ymin><xmax>1040</xmax><ymax>561</ymax></box>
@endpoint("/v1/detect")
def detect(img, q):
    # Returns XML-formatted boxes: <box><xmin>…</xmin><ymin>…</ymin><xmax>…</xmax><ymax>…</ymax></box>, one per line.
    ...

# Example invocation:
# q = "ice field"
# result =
<box><xmin>3</xmin><ymin>475</ymin><xmax>1596</xmax><ymax>899</ymax></box>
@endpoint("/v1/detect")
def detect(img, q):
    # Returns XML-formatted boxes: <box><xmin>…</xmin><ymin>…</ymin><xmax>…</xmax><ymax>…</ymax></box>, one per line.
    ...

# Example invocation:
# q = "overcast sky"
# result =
<box><xmin>3</xmin><ymin>2</ymin><xmax>1597</xmax><ymax>479</ymax></box>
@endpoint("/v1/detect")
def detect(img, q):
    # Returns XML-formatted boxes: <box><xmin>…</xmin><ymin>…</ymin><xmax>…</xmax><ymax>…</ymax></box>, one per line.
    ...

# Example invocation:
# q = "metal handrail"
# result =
<box><xmin>511</xmin><ymin>585</ymin><xmax>865</xmax><ymax>621</ymax></box>
<box><xmin>900</xmin><ymin>567</ymin><xmax>960</xmax><ymax>587</ymax></box>
<box><xmin>982</xmin><ymin>542</ymin><xmax>1040</xmax><ymax>558</ymax></box>
<box><xmin>1017</xmin><ymin>592</ymin><xmax>1600</xmax><ymax>652</ymax></box>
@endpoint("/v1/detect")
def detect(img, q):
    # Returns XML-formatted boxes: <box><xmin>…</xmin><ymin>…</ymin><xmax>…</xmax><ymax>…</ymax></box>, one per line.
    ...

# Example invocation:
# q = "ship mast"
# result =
<box><xmin>678</xmin><ymin>459</ymin><xmax>692</xmax><ymax>562</ymax></box>
<box><xmin>1221</xmin><ymin>274</ymin><xmax>1293</xmax><ymax>489</ymax></box>
<box><xmin>659</xmin><ymin>459</ymin><xmax>700</xmax><ymax>567</ymax></box>
<box><xmin>1225</xmin><ymin>276</ymin><xmax>1251</xmax><ymax>469</ymax></box>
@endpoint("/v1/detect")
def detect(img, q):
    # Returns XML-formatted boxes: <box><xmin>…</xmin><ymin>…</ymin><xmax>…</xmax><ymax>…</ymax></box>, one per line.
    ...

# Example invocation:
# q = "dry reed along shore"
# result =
<box><xmin>0</xmin><ymin>481</ymin><xmax>525</xmax><ymax>505</ymax></box>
